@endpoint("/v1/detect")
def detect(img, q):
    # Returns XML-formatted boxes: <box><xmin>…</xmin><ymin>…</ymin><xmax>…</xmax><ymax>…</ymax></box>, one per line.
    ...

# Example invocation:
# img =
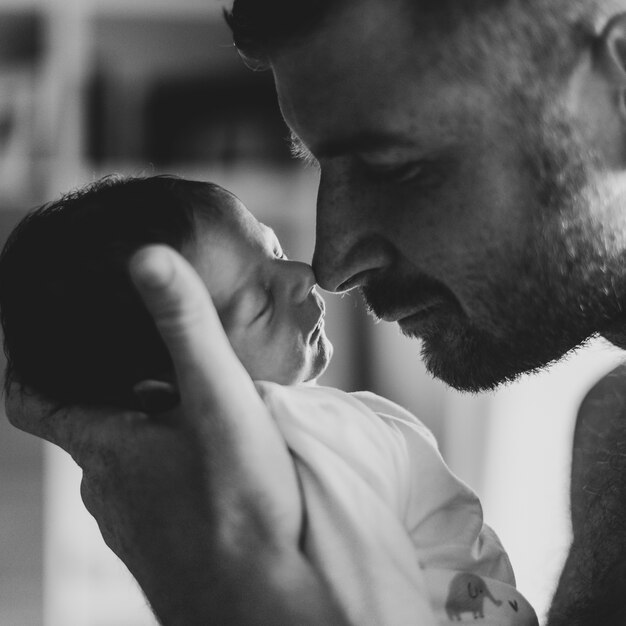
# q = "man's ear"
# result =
<box><xmin>573</xmin><ymin>13</ymin><xmax>626</xmax><ymax>168</ymax></box>
<box><xmin>596</xmin><ymin>13</ymin><xmax>626</xmax><ymax>85</ymax></box>
<box><xmin>132</xmin><ymin>379</ymin><xmax>180</xmax><ymax>414</ymax></box>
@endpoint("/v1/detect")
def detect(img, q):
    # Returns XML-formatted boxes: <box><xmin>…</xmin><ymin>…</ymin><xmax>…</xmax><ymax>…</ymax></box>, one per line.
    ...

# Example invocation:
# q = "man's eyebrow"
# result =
<box><xmin>290</xmin><ymin>129</ymin><xmax>418</xmax><ymax>161</ymax></box>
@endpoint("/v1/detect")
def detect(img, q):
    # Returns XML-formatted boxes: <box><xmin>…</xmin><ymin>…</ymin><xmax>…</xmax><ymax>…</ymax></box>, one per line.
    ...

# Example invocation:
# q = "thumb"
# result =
<box><xmin>128</xmin><ymin>245</ymin><xmax>263</xmax><ymax>427</ymax></box>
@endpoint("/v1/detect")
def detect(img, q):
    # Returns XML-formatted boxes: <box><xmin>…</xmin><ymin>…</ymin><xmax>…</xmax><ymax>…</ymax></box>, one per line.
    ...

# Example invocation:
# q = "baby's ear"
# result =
<box><xmin>132</xmin><ymin>379</ymin><xmax>180</xmax><ymax>414</ymax></box>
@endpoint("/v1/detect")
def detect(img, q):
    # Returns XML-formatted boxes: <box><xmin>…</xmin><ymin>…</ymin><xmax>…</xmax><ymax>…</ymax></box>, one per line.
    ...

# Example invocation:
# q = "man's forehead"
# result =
<box><xmin>270</xmin><ymin>0</ymin><xmax>505</xmax><ymax>105</ymax></box>
<box><xmin>269</xmin><ymin>0</ymin><xmax>507</xmax><ymax>64</ymax></box>
<box><xmin>271</xmin><ymin>1</ymin><xmax>415</xmax><ymax>73</ymax></box>
<box><xmin>272</xmin><ymin>13</ymin><xmax>419</xmax><ymax>129</ymax></box>
<box><xmin>271</xmin><ymin>0</ymin><xmax>590</xmax><ymax>102</ymax></box>
<box><xmin>280</xmin><ymin>65</ymin><xmax>490</xmax><ymax>163</ymax></box>
<box><xmin>270</xmin><ymin>0</ymin><xmax>561</xmax><ymax>158</ymax></box>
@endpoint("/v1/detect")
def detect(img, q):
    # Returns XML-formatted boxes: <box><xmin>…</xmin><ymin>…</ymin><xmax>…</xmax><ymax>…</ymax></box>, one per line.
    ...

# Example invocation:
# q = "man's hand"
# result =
<box><xmin>6</xmin><ymin>245</ymin><xmax>346</xmax><ymax>625</ymax></box>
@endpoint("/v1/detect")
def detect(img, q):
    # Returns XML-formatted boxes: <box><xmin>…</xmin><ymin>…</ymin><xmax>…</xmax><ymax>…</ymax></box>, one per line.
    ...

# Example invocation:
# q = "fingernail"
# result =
<box><xmin>133</xmin><ymin>381</ymin><xmax>180</xmax><ymax>414</ymax></box>
<box><xmin>129</xmin><ymin>246</ymin><xmax>175</xmax><ymax>290</ymax></box>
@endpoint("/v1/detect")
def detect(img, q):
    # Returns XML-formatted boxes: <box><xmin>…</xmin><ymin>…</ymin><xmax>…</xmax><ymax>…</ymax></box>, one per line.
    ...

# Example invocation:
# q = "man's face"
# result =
<box><xmin>270</xmin><ymin>0</ymin><xmax>626</xmax><ymax>391</ymax></box>
<box><xmin>185</xmin><ymin>190</ymin><xmax>331</xmax><ymax>385</ymax></box>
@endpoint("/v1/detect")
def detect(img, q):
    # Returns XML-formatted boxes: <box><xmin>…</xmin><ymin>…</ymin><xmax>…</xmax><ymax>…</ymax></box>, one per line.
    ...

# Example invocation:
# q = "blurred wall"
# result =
<box><xmin>0</xmin><ymin>211</ymin><xmax>44</xmax><ymax>626</ymax></box>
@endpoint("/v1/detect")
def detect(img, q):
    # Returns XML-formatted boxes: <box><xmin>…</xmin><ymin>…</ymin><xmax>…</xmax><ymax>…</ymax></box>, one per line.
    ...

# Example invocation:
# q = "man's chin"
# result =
<box><xmin>415</xmin><ymin>324</ymin><xmax>588</xmax><ymax>393</ymax></box>
<box><xmin>420</xmin><ymin>343</ymin><xmax>526</xmax><ymax>393</ymax></box>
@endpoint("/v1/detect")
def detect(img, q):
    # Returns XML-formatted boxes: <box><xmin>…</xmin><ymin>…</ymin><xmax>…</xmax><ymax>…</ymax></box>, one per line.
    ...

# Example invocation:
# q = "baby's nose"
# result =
<box><xmin>287</xmin><ymin>261</ymin><xmax>316</xmax><ymax>302</ymax></box>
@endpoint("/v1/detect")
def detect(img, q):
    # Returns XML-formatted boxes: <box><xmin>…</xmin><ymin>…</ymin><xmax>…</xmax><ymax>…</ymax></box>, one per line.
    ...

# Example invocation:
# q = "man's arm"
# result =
<box><xmin>6</xmin><ymin>245</ymin><xmax>347</xmax><ymax>625</ymax></box>
<box><xmin>548</xmin><ymin>365</ymin><xmax>626</xmax><ymax>626</ymax></box>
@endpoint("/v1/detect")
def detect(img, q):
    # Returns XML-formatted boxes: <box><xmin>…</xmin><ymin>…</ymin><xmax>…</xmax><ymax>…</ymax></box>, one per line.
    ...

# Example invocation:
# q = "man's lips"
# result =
<box><xmin>336</xmin><ymin>270</ymin><xmax>371</xmax><ymax>293</ymax></box>
<box><xmin>376</xmin><ymin>298</ymin><xmax>446</xmax><ymax>323</ymax></box>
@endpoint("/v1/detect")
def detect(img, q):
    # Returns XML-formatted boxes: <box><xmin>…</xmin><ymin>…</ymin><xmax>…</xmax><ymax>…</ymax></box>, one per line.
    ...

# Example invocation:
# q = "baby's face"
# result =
<box><xmin>185</xmin><ymin>190</ymin><xmax>332</xmax><ymax>385</ymax></box>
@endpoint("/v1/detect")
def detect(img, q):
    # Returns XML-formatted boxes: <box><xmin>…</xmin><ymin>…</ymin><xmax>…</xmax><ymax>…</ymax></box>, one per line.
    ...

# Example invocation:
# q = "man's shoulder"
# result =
<box><xmin>571</xmin><ymin>362</ymin><xmax>626</xmax><ymax>534</ymax></box>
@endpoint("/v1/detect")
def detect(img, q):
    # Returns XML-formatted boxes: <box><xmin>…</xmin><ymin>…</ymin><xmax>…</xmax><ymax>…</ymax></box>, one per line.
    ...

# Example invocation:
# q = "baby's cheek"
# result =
<box><xmin>224</xmin><ymin>332</ymin><xmax>263</xmax><ymax>379</ymax></box>
<box><xmin>228</xmin><ymin>327</ymin><xmax>309</xmax><ymax>384</ymax></box>
<box><xmin>227</xmin><ymin>341</ymin><xmax>286</xmax><ymax>383</ymax></box>
<box><xmin>266</xmin><ymin>337</ymin><xmax>309</xmax><ymax>385</ymax></box>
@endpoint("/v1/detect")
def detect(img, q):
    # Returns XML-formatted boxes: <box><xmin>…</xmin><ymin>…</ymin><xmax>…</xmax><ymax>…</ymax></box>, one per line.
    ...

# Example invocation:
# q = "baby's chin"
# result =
<box><xmin>303</xmin><ymin>333</ymin><xmax>333</xmax><ymax>384</ymax></box>
<box><xmin>268</xmin><ymin>333</ymin><xmax>334</xmax><ymax>386</ymax></box>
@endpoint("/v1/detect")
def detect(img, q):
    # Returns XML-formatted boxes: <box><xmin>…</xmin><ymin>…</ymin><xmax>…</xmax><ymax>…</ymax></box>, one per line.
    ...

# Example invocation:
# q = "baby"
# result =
<box><xmin>0</xmin><ymin>175</ymin><xmax>537</xmax><ymax>626</ymax></box>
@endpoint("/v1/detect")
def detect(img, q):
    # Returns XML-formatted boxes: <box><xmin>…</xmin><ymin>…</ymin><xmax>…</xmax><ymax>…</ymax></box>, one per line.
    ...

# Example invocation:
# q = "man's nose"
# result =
<box><xmin>312</xmin><ymin>171</ymin><xmax>393</xmax><ymax>293</ymax></box>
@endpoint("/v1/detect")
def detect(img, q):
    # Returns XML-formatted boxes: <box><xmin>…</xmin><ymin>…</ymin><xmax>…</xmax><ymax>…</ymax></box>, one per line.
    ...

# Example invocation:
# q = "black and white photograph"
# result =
<box><xmin>2</xmin><ymin>1</ymin><xmax>626</xmax><ymax>625</ymax></box>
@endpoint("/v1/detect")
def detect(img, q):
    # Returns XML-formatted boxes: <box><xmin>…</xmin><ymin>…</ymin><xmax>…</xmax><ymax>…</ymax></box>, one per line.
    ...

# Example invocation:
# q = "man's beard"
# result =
<box><xmin>361</xmin><ymin>258</ymin><xmax>616</xmax><ymax>393</ymax></box>
<box><xmin>362</xmin><ymin>106</ymin><xmax>626</xmax><ymax>393</ymax></box>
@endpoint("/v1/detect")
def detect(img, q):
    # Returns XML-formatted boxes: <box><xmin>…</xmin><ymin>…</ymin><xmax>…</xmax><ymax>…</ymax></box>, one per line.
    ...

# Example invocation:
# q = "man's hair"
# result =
<box><xmin>224</xmin><ymin>0</ymin><xmax>604</xmax><ymax>85</ymax></box>
<box><xmin>224</xmin><ymin>0</ymin><xmax>329</xmax><ymax>69</ymax></box>
<box><xmin>0</xmin><ymin>175</ymin><xmax>223</xmax><ymax>408</ymax></box>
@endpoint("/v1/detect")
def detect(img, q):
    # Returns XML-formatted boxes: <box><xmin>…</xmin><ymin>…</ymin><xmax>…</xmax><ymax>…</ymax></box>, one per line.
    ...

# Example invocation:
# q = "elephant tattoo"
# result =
<box><xmin>445</xmin><ymin>573</ymin><xmax>502</xmax><ymax>620</ymax></box>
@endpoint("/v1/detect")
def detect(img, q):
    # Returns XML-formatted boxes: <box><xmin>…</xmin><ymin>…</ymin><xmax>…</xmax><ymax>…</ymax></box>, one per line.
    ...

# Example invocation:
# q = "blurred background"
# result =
<box><xmin>0</xmin><ymin>1</ymin><xmax>624</xmax><ymax>624</ymax></box>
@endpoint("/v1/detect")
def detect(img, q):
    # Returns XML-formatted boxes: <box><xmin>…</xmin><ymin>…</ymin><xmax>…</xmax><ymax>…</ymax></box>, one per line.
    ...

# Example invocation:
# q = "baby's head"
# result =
<box><xmin>0</xmin><ymin>175</ymin><xmax>331</xmax><ymax>408</ymax></box>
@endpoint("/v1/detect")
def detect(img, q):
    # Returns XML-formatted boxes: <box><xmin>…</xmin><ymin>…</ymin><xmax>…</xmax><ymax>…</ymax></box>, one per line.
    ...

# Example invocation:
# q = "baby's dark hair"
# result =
<box><xmin>0</xmin><ymin>174</ymin><xmax>224</xmax><ymax>408</ymax></box>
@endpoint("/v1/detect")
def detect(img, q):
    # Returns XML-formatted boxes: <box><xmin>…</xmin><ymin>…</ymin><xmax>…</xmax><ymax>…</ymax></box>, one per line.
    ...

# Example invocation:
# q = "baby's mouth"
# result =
<box><xmin>312</xmin><ymin>288</ymin><xmax>326</xmax><ymax>315</ymax></box>
<box><xmin>309</xmin><ymin>317</ymin><xmax>325</xmax><ymax>342</ymax></box>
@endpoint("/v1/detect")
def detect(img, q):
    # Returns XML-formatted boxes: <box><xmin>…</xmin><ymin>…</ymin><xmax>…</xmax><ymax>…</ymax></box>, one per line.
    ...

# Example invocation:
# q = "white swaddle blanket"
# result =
<box><xmin>255</xmin><ymin>382</ymin><xmax>538</xmax><ymax>626</ymax></box>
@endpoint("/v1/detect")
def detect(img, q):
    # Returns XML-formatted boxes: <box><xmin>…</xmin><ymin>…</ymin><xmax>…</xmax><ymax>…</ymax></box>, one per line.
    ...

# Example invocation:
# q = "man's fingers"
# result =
<box><xmin>6</xmin><ymin>244</ymin><xmax>267</xmax><ymax>462</ymax></box>
<box><xmin>129</xmin><ymin>246</ymin><xmax>260</xmax><ymax>423</ymax></box>
<box><xmin>5</xmin><ymin>383</ymin><xmax>45</xmax><ymax>435</ymax></box>
<box><xmin>3</xmin><ymin>382</ymin><xmax>70</xmax><ymax>445</ymax></box>
<box><xmin>4</xmin><ymin>380</ymin><xmax>124</xmax><ymax>461</ymax></box>
<box><xmin>128</xmin><ymin>244</ymin><xmax>233</xmax><ymax>372</ymax></box>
